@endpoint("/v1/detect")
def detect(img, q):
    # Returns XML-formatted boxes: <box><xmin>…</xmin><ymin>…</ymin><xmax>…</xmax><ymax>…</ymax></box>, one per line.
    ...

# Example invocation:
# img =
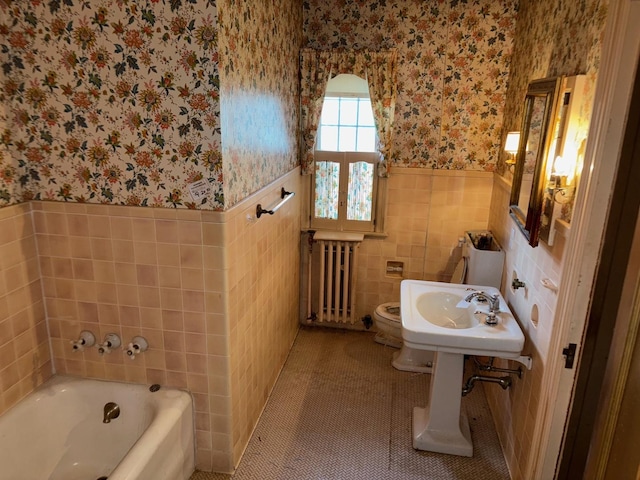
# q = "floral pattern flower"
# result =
<box><xmin>0</xmin><ymin>0</ymin><xmax>302</xmax><ymax>210</ymax></box>
<box><xmin>1</xmin><ymin>0</ymin><xmax>223</xmax><ymax>209</ymax></box>
<box><xmin>303</xmin><ymin>0</ymin><xmax>518</xmax><ymax>171</ymax></box>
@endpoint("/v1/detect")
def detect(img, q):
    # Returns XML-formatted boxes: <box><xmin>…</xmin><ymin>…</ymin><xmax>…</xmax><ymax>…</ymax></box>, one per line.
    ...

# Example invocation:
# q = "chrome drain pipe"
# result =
<box><xmin>462</xmin><ymin>374</ymin><xmax>512</xmax><ymax>396</ymax></box>
<box><xmin>473</xmin><ymin>356</ymin><xmax>523</xmax><ymax>378</ymax></box>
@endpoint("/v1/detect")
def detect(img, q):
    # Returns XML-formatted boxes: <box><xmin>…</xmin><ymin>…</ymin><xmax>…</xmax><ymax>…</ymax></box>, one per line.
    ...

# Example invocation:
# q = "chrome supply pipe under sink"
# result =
<box><xmin>461</xmin><ymin>374</ymin><xmax>512</xmax><ymax>396</ymax></box>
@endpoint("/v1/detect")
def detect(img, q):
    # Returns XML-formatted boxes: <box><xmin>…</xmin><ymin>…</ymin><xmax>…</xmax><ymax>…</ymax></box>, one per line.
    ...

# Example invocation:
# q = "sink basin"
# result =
<box><xmin>415</xmin><ymin>292</ymin><xmax>474</xmax><ymax>329</ymax></box>
<box><xmin>401</xmin><ymin>279</ymin><xmax>525</xmax><ymax>358</ymax></box>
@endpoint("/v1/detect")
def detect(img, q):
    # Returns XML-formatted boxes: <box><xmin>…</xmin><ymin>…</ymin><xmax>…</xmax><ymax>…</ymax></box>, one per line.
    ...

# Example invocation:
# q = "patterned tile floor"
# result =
<box><xmin>191</xmin><ymin>327</ymin><xmax>510</xmax><ymax>480</ymax></box>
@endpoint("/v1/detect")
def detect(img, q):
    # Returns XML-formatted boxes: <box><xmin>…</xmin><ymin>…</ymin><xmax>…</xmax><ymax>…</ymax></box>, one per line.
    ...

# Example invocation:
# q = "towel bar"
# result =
<box><xmin>256</xmin><ymin>187</ymin><xmax>295</xmax><ymax>218</ymax></box>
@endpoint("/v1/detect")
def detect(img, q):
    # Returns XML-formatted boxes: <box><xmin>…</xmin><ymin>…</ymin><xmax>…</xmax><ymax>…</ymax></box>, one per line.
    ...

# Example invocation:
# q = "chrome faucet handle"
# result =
<box><xmin>97</xmin><ymin>333</ymin><xmax>121</xmax><ymax>355</ymax></box>
<box><xmin>125</xmin><ymin>336</ymin><xmax>149</xmax><ymax>360</ymax></box>
<box><xmin>485</xmin><ymin>312</ymin><xmax>499</xmax><ymax>326</ymax></box>
<box><xmin>70</xmin><ymin>330</ymin><xmax>96</xmax><ymax>352</ymax></box>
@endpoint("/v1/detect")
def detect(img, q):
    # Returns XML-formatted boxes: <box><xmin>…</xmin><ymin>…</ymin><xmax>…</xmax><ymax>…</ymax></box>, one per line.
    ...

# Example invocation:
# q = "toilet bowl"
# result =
<box><xmin>373</xmin><ymin>256</ymin><xmax>468</xmax><ymax>374</ymax></box>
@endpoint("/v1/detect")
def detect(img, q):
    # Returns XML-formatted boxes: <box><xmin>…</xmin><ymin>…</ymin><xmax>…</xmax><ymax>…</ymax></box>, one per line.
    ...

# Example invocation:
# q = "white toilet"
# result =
<box><xmin>373</xmin><ymin>230</ymin><xmax>505</xmax><ymax>374</ymax></box>
<box><xmin>373</xmin><ymin>257</ymin><xmax>468</xmax><ymax>373</ymax></box>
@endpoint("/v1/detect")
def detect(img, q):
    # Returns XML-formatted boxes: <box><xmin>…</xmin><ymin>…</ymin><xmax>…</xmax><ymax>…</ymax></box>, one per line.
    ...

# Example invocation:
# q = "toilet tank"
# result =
<box><xmin>464</xmin><ymin>231</ymin><xmax>504</xmax><ymax>289</ymax></box>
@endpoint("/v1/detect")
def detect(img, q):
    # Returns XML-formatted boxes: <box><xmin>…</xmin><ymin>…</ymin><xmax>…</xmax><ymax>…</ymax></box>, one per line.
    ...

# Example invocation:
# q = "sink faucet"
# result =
<box><xmin>464</xmin><ymin>291</ymin><xmax>501</xmax><ymax>325</ymax></box>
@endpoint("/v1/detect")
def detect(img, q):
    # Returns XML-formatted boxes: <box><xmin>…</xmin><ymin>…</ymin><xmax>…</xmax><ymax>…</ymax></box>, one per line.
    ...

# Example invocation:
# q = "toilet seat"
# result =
<box><xmin>373</xmin><ymin>302</ymin><xmax>402</xmax><ymax>348</ymax></box>
<box><xmin>375</xmin><ymin>302</ymin><xmax>400</xmax><ymax>323</ymax></box>
<box><xmin>451</xmin><ymin>256</ymin><xmax>468</xmax><ymax>284</ymax></box>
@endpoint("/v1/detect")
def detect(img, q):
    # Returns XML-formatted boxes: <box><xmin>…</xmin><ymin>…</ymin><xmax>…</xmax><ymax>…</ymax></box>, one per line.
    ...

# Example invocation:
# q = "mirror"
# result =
<box><xmin>509</xmin><ymin>77</ymin><xmax>562</xmax><ymax>247</ymax></box>
<box><xmin>538</xmin><ymin>75</ymin><xmax>587</xmax><ymax>245</ymax></box>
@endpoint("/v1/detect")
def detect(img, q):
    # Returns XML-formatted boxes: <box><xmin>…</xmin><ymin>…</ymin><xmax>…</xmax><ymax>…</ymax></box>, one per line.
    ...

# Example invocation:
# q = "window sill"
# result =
<box><xmin>303</xmin><ymin>229</ymin><xmax>388</xmax><ymax>241</ymax></box>
<box><xmin>310</xmin><ymin>230</ymin><xmax>365</xmax><ymax>242</ymax></box>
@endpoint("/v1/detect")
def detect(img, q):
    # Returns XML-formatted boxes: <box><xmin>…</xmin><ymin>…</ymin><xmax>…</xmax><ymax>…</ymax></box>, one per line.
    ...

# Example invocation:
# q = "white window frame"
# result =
<box><xmin>311</xmin><ymin>150</ymin><xmax>379</xmax><ymax>233</ymax></box>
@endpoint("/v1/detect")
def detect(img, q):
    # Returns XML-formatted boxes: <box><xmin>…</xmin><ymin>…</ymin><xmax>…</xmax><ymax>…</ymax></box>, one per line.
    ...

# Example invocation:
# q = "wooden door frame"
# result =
<box><xmin>557</xmin><ymin>23</ymin><xmax>640</xmax><ymax>477</ymax></box>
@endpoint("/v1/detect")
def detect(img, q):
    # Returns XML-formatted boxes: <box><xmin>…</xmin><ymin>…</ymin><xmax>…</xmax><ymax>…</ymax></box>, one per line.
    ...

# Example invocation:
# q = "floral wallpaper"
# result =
<box><xmin>217</xmin><ymin>0</ymin><xmax>302</xmax><ymax>207</ymax></box>
<box><xmin>498</xmin><ymin>0</ymin><xmax>608</xmax><ymax>176</ymax></box>
<box><xmin>303</xmin><ymin>0</ymin><xmax>519</xmax><ymax>171</ymax></box>
<box><xmin>0</xmin><ymin>0</ymin><xmax>302</xmax><ymax>210</ymax></box>
<box><xmin>0</xmin><ymin>0</ymin><xmax>224</xmax><ymax>209</ymax></box>
<box><xmin>1</xmin><ymin>0</ymin><xmax>605</xmax><ymax>207</ymax></box>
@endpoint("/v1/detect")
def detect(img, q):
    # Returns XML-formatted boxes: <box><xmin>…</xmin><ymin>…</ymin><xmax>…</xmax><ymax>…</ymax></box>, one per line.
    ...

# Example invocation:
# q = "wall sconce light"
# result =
<box><xmin>548</xmin><ymin>155</ymin><xmax>576</xmax><ymax>204</ymax></box>
<box><xmin>551</xmin><ymin>155</ymin><xmax>573</xmax><ymax>184</ymax></box>
<box><xmin>504</xmin><ymin>131</ymin><xmax>520</xmax><ymax>166</ymax></box>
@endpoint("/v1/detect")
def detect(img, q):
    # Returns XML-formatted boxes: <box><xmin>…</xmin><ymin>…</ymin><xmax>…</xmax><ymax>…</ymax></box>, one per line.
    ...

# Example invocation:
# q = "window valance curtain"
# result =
<box><xmin>299</xmin><ymin>48</ymin><xmax>398</xmax><ymax>177</ymax></box>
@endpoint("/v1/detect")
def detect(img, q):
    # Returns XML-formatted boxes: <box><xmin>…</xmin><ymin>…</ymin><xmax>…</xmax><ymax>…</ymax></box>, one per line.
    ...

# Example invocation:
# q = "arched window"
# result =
<box><xmin>313</xmin><ymin>74</ymin><xmax>377</xmax><ymax>231</ymax></box>
<box><xmin>300</xmin><ymin>49</ymin><xmax>397</xmax><ymax>234</ymax></box>
<box><xmin>318</xmin><ymin>74</ymin><xmax>376</xmax><ymax>152</ymax></box>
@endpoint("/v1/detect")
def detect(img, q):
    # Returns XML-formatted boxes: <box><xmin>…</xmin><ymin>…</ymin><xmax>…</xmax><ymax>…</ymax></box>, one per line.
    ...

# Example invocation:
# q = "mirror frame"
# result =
<box><xmin>509</xmin><ymin>77</ymin><xmax>562</xmax><ymax>247</ymax></box>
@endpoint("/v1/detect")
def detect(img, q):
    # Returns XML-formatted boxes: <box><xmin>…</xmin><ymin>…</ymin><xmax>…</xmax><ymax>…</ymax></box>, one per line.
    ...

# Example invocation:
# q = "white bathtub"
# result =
<box><xmin>0</xmin><ymin>375</ymin><xmax>194</xmax><ymax>480</ymax></box>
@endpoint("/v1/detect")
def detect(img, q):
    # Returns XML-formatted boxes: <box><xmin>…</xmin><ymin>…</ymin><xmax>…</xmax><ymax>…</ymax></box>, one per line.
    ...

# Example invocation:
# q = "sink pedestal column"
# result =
<box><xmin>412</xmin><ymin>351</ymin><xmax>472</xmax><ymax>456</ymax></box>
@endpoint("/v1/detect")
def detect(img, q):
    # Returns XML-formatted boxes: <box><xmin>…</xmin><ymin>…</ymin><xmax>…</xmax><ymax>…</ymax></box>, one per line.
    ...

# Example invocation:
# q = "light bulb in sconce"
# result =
<box><xmin>504</xmin><ymin>131</ymin><xmax>520</xmax><ymax>166</ymax></box>
<box><xmin>552</xmin><ymin>155</ymin><xmax>575</xmax><ymax>186</ymax></box>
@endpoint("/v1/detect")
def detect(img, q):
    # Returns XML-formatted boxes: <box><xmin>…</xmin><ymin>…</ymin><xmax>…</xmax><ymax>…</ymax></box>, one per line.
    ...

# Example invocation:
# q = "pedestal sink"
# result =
<box><xmin>400</xmin><ymin>279</ymin><xmax>529</xmax><ymax>457</ymax></box>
